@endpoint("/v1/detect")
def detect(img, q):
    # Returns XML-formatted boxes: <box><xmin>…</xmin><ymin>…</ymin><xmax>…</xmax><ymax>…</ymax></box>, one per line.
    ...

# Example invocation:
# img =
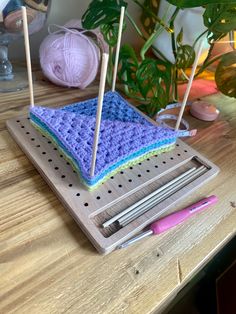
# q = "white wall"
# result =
<box><xmin>9</xmin><ymin>0</ymin><xmax>143</xmax><ymax>61</ymax></box>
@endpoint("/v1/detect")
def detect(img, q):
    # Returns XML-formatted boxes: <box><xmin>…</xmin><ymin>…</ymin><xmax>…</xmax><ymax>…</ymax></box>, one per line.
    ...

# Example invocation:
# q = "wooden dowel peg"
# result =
<box><xmin>111</xmin><ymin>6</ymin><xmax>125</xmax><ymax>92</ymax></box>
<box><xmin>90</xmin><ymin>53</ymin><xmax>109</xmax><ymax>177</ymax></box>
<box><xmin>175</xmin><ymin>40</ymin><xmax>204</xmax><ymax>131</ymax></box>
<box><xmin>21</xmin><ymin>6</ymin><xmax>34</xmax><ymax>107</ymax></box>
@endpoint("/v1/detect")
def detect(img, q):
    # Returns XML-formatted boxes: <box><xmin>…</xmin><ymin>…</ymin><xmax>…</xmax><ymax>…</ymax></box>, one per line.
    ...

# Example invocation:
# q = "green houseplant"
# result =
<box><xmin>82</xmin><ymin>0</ymin><xmax>236</xmax><ymax>117</ymax></box>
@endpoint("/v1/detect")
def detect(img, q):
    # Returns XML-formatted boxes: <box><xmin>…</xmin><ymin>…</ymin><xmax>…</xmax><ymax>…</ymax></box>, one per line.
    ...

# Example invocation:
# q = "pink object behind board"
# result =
<box><xmin>178</xmin><ymin>79</ymin><xmax>217</xmax><ymax>101</ymax></box>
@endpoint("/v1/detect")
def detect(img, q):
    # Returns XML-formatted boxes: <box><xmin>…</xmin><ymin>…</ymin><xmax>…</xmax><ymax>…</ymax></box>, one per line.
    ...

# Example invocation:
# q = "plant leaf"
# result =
<box><xmin>203</xmin><ymin>4</ymin><xmax>236</xmax><ymax>42</ymax></box>
<box><xmin>136</xmin><ymin>58</ymin><xmax>172</xmax><ymax>113</ymax></box>
<box><xmin>118</xmin><ymin>44</ymin><xmax>139</xmax><ymax>94</ymax></box>
<box><xmin>141</xmin><ymin>0</ymin><xmax>160</xmax><ymax>35</ymax></box>
<box><xmin>82</xmin><ymin>0</ymin><xmax>127</xmax><ymax>47</ymax></box>
<box><xmin>82</xmin><ymin>0</ymin><xmax>127</xmax><ymax>29</ymax></box>
<box><xmin>176</xmin><ymin>45</ymin><xmax>195</xmax><ymax>69</ymax></box>
<box><xmin>101</xmin><ymin>22</ymin><xmax>126</xmax><ymax>47</ymax></box>
<box><xmin>215</xmin><ymin>51</ymin><xmax>236</xmax><ymax>98</ymax></box>
<box><xmin>166</xmin><ymin>0</ymin><xmax>236</xmax><ymax>8</ymax></box>
<box><xmin>176</xmin><ymin>28</ymin><xmax>183</xmax><ymax>45</ymax></box>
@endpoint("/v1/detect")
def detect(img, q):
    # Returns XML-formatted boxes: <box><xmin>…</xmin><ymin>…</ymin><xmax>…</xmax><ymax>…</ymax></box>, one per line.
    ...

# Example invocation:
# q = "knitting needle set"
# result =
<box><xmin>6</xmin><ymin>6</ymin><xmax>219</xmax><ymax>253</ymax></box>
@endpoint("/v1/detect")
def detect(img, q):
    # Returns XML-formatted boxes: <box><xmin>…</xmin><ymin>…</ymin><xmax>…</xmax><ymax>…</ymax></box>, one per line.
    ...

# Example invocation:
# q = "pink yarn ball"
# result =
<box><xmin>39</xmin><ymin>26</ymin><xmax>100</xmax><ymax>88</ymax></box>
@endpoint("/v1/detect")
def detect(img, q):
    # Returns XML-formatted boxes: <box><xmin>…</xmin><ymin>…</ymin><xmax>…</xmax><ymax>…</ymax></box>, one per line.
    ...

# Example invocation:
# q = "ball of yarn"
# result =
<box><xmin>39</xmin><ymin>25</ymin><xmax>100</xmax><ymax>89</ymax></box>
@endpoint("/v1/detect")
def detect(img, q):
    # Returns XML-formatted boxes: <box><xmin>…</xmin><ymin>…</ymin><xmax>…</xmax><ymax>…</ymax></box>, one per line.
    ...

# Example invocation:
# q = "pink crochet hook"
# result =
<box><xmin>117</xmin><ymin>195</ymin><xmax>218</xmax><ymax>250</ymax></box>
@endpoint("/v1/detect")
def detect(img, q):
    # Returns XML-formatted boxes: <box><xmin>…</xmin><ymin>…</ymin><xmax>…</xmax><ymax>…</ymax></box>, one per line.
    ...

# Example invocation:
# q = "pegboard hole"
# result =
<box><xmin>146</xmin><ymin>170</ymin><xmax>150</xmax><ymax>173</ymax></box>
<box><xmin>16</xmin><ymin>120</ymin><xmax>20</xmax><ymax>123</ymax></box>
<box><xmin>21</xmin><ymin>126</ymin><xmax>24</xmax><ymax>128</ymax></box>
<box><xmin>162</xmin><ymin>161</ymin><xmax>166</xmax><ymax>164</ymax></box>
<box><xmin>48</xmin><ymin>141</ymin><xmax>51</xmax><ymax>144</ymax></box>
<box><xmin>170</xmin><ymin>157</ymin><xmax>174</xmax><ymax>160</ymax></box>
<box><xmin>184</xmin><ymin>150</ymin><xmax>188</xmax><ymax>153</ymax></box>
<box><xmin>26</xmin><ymin>132</ymin><xmax>30</xmax><ymax>135</ymax></box>
<box><xmin>177</xmin><ymin>153</ymin><xmax>181</xmax><ymax>156</ymax></box>
<box><xmin>128</xmin><ymin>179</ymin><xmax>132</xmax><ymax>182</ymax></box>
<box><xmin>118</xmin><ymin>184</ymin><xmax>122</xmax><ymax>188</ymax></box>
<box><xmin>55</xmin><ymin>167</ymin><xmax>59</xmax><ymax>170</ymax></box>
<box><xmin>138</xmin><ymin>174</ymin><xmax>142</xmax><ymax>177</ymax></box>
<box><xmin>31</xmin><ymin>138</ymin><xmax>35</xmax><ymax>141</ymax></box>
<box><xmin>84</xmin><ymin>203</ymin><xmax>89</xmax><ymax>207</ymax></box>
<box><xmin>61</xmin><ymin>175</ymin><xmax>65</xmax><ymax>178</ymax></box>
<box><xmin>155</xmin><ymin>165</ymin><xmax>158</xmax><ymax>168</ymax></box>
<box><xmin>120</xmin><ymin>171</ymin><xmax>124</xmax><ymax>174</ymax></box>
<box><xmin>76</xmin><ymin>193</ymin><xmax>80</xmax><ymax>197</ymax></box>
<box><xmin>96</xmin><ymin>196</ymin><xmax>101</xmax><ymax>200</ymax></box>
<box><xmin>48</xmin><ymin>159</ymin><xmax>52</xmax><ymax>162</ymax></box>
<box><xmin>108</xmin><ymin>190</ymin><xmax>112</xmax><ymax>194</ymax></box>
<box><xmin>36</xmin><ymin>145</ymin><xmax>40</xmax><ymax>148</ymax></box>
<box><xmin>110</xmin><ymin>176</ymin><xmax>114</xmax><ymax>179</ymax></box>
<box><xmin>42</xmin><ymin>152</ymin><xmax>46</xmax><ymax>155</ymax></box>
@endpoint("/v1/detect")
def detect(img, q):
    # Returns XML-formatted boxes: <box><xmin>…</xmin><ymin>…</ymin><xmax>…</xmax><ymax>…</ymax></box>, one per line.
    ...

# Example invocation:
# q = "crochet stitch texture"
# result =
<box><xmin>30</xmin><ymin>91</ymin><xmax>177</xmax><ymax>189</ymax></box>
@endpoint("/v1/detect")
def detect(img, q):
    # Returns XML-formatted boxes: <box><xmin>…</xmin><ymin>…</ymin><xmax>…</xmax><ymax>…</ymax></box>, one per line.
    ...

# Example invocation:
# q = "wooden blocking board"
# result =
<box><xmin>7</xmin><ymin>117</ymin><xmax>219</xmax><ymax>254</ymax></box>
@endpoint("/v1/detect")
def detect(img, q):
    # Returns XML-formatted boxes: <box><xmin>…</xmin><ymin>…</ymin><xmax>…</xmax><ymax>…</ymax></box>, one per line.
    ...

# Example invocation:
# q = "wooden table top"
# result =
<box><xmin>1</xmin><ymin>74</ymin><xmax>236</xmax><ymax>314</ymax></box>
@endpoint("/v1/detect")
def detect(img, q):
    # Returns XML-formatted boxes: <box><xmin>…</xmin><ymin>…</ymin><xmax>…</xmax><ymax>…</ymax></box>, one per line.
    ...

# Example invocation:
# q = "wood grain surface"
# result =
<box><xmin>1</xmin><ymin>72</ymin><xmax>236</xmax><ymax>314</ymax></box>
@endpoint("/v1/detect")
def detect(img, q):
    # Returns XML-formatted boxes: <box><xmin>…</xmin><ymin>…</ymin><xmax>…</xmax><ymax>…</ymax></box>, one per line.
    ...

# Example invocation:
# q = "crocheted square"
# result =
<box><xmin>30</xmin><ymin>91</ymin><xmax>177</xmax><ymax>189</ymax></box>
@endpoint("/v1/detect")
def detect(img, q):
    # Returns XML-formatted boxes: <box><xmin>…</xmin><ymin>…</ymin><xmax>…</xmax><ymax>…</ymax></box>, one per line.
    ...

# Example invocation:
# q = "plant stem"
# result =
<box><xmin>122</xmin><ymin>71</ymin><xmax>130</xmax><ymax>95</ymax></box>
<box><xmin>107</xmin><ymin>46</ymin><xmax>113</xmax><ymax>86</ymax></box>
<box><xmin>140</xmin><ymin>2</ymin><xmax>172</xmax><ymax>60</ymax></box>
<box><xmin>131</xmin><ymin>0</ymin><xmax>173</xmax><ymax>33</ymax></box>
<box><xmin>140</xmin><ymin>27</ymin><xmax>163</xmax><ymax>60</ymax></box>
<box><xmin>169</xmin><ymin>7</ymin><xmax>180</xmax><ymax>60</ymax></box>
<box><xmin>168</xmin><ymin>8</ymin><xmax>180</xmax><ymax>102</ymax></box>
<box><xmin>193</xmin><ymin>29</ymin><xmax>208</xmax><ymax>48</ymax></box>
<box><xmin>171</xmin><ymin>66</ymin><xmax>178</xmax><ymax>102</ymax></box>
<box><xmin>194</xmin><ymin>42</ymin><xmax>214</xmax><ymax>77</ymax></box>
<box><xmin>194</xmin><ymin>53</ymin><xmax>223</xmax><ymax>77</ymax></box>
<box><xmin>126</xmin><ymin>11</ymin><xmax>146</xmax><ymax>41</ymax></box>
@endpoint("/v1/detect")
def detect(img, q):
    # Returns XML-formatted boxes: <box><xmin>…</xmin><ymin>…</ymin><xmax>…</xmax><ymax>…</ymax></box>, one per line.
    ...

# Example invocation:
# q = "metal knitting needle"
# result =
<box><xmin>119</xmin><ymin>166</ymin><xmax>205</xmax><ymax>225</ymax></box>
<box><xmin>102</xmin><ymin>167</ymin><xmax>196</xmax><ymax>228</ymax></box>
<box><xmin>117</xmin><ymin>195</ymin><xmax>218</xmax><ymax>249</ymax></box>
<box><xmin>121</xmin><ymin>166</ymin><xmax>206</xmax><ymax>226</ymax></box>
<box><xmin>119</xmin><ymin>166</ymin><xmax>206</xmax><ymax>226</ymax></box>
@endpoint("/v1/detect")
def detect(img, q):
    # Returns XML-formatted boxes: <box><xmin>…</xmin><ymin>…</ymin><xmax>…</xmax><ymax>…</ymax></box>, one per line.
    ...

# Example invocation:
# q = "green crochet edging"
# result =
<box><xmin>31</xmin><ymin>121</ymin><xmax>175</xmax><ymax>190</ymax></box>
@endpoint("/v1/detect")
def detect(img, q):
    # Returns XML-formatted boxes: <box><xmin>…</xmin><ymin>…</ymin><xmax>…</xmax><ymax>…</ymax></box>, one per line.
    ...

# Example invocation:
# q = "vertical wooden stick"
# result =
<box><xmin>21</xmin><ymin>6</ymin><xmax>34</xmax><ymax>107</ymax></box>
<box><xmin>111</xmin><ymin>6</ymin><xmax>125</xmax><ymax>92</ymax></box>
<box><xmin>175</xmin><ymin>40</ymin><xmax>204</xmax><ymax>131</ymax></box>
<box><xmin>90</xmin><ymin>53</ymin><xmax>109</xmax><ymax>177</ymax></box>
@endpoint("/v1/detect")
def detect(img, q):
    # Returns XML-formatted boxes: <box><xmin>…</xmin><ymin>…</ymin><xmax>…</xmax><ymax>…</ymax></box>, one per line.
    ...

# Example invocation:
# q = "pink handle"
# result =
<box><xmin>150</xmin><ymin>195</ymin><xmax>218</xmax><ymax>235</ymax></box>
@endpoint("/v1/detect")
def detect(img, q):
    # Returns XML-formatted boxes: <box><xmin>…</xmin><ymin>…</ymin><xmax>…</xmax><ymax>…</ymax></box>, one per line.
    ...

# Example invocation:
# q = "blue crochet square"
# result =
<box><xmin>30</xmin><ymin>91</ymin><xmax>177</xmax><ymax>189</ymax></box>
